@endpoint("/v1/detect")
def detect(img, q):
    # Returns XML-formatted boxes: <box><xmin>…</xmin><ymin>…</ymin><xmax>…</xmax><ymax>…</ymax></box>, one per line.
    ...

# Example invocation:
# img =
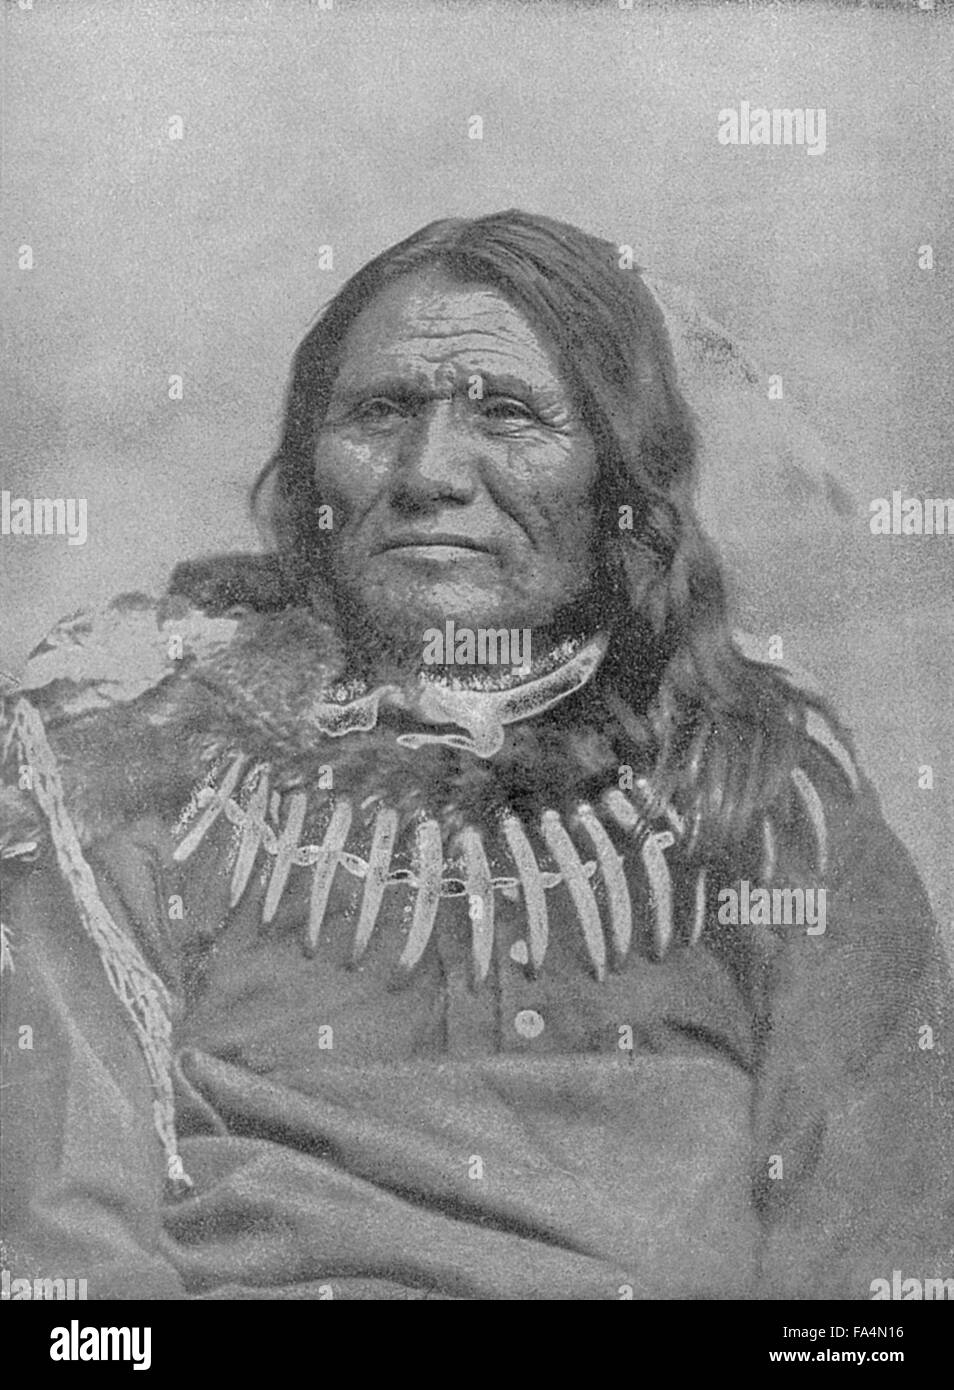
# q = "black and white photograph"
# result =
<box><xmin>1</xmin><ymin>0</ymin><xmax>952</xmax><ymax>1335</ymax></box>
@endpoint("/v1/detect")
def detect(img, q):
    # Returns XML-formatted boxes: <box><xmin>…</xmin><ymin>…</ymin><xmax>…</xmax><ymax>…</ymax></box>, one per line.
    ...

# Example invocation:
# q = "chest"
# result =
<box><xmin>166</xmin><ymin>751</ymin><xmax>749</xmax><ymax>1076</ymax></box>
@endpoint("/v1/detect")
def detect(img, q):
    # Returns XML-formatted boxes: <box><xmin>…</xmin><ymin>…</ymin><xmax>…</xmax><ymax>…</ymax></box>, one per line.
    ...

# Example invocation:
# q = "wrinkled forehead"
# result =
<box><xmin>329</xmin><ymin>267</ymin><xmax>574</xmax><ymax>399</ymax></box>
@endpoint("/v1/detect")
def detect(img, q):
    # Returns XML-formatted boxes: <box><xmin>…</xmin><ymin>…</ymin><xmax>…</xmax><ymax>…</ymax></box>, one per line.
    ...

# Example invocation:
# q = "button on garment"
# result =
<box><xmin>515</xmin><ymin>1009</ymin><xmax>545</xmax><ymax>1039</ymax></box>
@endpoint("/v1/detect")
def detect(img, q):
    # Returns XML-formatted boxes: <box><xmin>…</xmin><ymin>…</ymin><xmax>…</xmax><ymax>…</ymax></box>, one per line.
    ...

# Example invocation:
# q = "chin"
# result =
<box><xmin>353</xmin><ymin>571</ymin><xmax>516</xmax><ymax>631</ymax></box>
<box><xmin>367</xmin><ymin>594</ymin><xmax>523</xmax><ymax>642</ymax></box>
<box><xmin>330</xmin><ymin>556</ymin><xmax>584</xmax><ymax>662</ymax></box>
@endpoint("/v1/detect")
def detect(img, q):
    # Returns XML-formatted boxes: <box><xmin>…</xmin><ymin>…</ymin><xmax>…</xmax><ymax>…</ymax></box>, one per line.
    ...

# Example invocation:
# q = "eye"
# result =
<box><xmin>351</xmin><ymin>398</ymin><xmax>407</xmax><ymax>426</ymax></box>
<box><xmin>480</xmin><ymin>396</ymin><xmax>539</xmax><ymax>424</ymax></box>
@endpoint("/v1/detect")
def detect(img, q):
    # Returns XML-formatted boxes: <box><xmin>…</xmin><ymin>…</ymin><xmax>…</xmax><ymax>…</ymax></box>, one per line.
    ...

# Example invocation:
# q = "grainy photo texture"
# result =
<box><xmin>1</xmin><ymin>0</ymin><xmax>952</xmax><ymax>1316</ymax></box>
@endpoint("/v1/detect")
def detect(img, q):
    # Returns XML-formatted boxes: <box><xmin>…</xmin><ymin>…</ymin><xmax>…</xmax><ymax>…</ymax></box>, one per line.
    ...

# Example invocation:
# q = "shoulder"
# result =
<box><xmin>729</xmin><ymin>628</ymin><xmax>893</xmax><ymax>882</ymax></box>
<box><xmin>732</xmin><ymin>628</ymin><xmax>861</xmax><ymax>791</ymax></box>
<box><xmin>165</xmin><ymin>550</ymin><xmax>294</xmax><ymax>615</ymax></box>
<box><xmin>1</xmin><ymin>588</ymin><xmax>237</xmax><ymax>854</ymax></box>
<box><xmin>12</xmin><ymin>591</ymin><xmax>241</xmax><ymax>722</ymax></box>
<box><xmin>729</xmin><ymin>636</ymin><xmax>937</xmax><ymax>952</ymax></box>
<box><xmin>1</xmin><ymin>553</ymin><xmax>341</xmax><ymax>849</ymax></box>
<box><xmin>8</xmin><ymin>552</ymin><xmax>331</xmax><ymax>719</ymax></box>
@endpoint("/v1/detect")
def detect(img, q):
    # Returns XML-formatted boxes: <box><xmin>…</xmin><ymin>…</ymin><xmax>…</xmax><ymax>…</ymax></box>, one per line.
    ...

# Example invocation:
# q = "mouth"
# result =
<box><xmin>378</xmin><ymin>534</ymin><xmax>494</xmax><ymax>555</ymax></box>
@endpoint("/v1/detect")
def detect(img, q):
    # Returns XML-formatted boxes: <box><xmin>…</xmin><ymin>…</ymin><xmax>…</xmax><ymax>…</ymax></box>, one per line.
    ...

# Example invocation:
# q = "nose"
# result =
<box><xmin>392</xmin><ymin>400</ymin><xmax>480</xmax><ymax>508</ymax></box>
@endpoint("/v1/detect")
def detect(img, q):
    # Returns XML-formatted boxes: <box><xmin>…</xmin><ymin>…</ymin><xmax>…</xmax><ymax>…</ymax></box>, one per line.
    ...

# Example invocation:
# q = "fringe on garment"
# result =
<box><xmin>9</xmin><ymin>698</ymin><xmax>191</xmax><ymax>1198</ymax></box>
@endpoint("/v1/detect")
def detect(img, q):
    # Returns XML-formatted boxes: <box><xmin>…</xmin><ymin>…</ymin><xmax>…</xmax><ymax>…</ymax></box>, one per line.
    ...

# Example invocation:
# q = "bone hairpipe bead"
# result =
<box><xmin>540</xmin><ymin>809</ymin><xmax>606</xmax><ymax>981</ymax></box>
<box><xmin>460</xmin><ymin>825</ymin><xmax>495</xmax><ymax>984</ymax></box>
<box><xmin>304</xmin><ymin>799</ymin><xmax>354</xmax><ymax>955</ymax></box>
<box><xmin>574</xmin><ymin>802</ymin><xmax>633</xmax><ymax>963</ymax></box>
<box><xmin>501</xmin><ymin>812</ymin><xmax>549</xmax><ymax>972</ymax></box>
<box><xmin>174</xmin><ymin>752</ymin><xmax>249</xmax><ymax>862</ymax></box>
<box><xmin>351</xmin><ymin>805</ymin><xmax>399</xmax><ymax>965</ymax></box>
<box><xmin>398</xmin><ymin>819</ymin><xmax>444</xmax><ymax>971</ymax></box>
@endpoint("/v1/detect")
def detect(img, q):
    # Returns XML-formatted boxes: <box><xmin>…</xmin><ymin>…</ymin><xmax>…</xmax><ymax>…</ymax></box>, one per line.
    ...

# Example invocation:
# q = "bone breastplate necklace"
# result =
<box><xmin>172</xmin><ymin>634</ymin><xmax>707</xmax><ymax>981</ymax></box>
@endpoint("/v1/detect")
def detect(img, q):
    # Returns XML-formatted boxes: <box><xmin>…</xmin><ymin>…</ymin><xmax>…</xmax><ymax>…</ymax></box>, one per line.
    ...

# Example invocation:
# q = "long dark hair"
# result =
<box><xmin>253</xmin><ymin>210</ymin><xmax>850</xmax><ymax>858</ymax></box>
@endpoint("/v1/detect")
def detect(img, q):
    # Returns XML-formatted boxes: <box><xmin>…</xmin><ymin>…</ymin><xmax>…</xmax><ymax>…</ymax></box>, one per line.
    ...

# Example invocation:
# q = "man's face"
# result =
<box><xmin>312</xmin><ymin>268</ymin><xmax>600</xmax><ymax>663</ymax></box>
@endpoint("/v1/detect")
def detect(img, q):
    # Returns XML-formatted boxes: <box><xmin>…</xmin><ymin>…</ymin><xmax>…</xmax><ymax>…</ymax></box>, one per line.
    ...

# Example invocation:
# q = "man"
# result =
<box><xmin>2</xmin><ymin>211</ymin><xmax>951</xmax><ymax>1299</ymax></box>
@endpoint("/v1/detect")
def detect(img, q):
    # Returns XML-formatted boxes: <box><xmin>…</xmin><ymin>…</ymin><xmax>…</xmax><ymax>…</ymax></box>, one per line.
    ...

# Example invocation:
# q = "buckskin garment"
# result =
<box><xmin>1</xmin><ymin>555</ymin><xmax>952</xmax><ymax>1301</ymax></box>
